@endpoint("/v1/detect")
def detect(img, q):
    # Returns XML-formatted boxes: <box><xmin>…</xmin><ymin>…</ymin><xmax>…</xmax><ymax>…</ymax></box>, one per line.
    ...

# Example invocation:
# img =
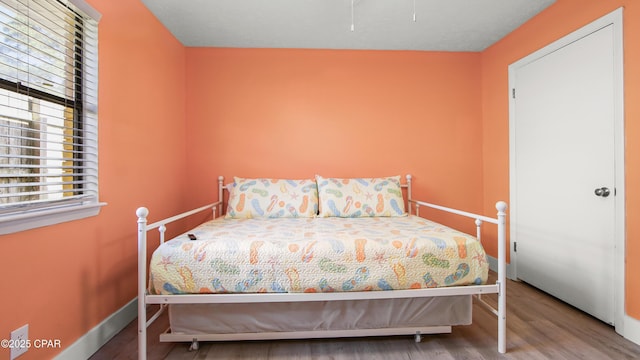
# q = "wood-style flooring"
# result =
<box><xmin>90</xmin><ymin>274</ymin><xmax>640</xmax><ymax>359</ymax></box>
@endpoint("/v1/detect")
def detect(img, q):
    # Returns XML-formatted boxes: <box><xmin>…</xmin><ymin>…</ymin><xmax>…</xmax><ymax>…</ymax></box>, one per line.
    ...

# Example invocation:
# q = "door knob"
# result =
<box><xmin>594</xmin><ymin>187</ymin><xmax>611</xmax><ymax>197</ymax></box>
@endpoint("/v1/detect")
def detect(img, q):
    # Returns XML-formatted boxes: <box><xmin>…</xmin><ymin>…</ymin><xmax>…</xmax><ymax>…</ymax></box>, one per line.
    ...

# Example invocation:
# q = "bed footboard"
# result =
<box><xmin>137</xmin><ymin>201</ymin><xmax>223</xmax><ymax>359</ymax></box>
<box><xmin>409</xmin><ymin>198</ymin><xmax>508</xmax><ymax>354</ymax></box>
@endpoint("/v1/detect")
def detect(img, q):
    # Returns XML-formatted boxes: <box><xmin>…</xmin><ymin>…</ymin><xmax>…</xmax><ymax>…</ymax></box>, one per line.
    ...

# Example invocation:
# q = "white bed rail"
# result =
<box><xmin>137</xmin><ymin>178</ymin><xmax>226</xmax><ymax>358</ymax></box>
<box><xmin>408</xmin><ymin>198</ymin><xmax>508</xmax><ymax>354</ymax></box>
<box><xmin>137</xmin><ymin>199</ymin><xmax>223</xmax><ymax>359</ymax></box>
<box><xmin>136</xmin><ymin>175</ymin><xmax>508</xmax><ymax>359</ymax></box>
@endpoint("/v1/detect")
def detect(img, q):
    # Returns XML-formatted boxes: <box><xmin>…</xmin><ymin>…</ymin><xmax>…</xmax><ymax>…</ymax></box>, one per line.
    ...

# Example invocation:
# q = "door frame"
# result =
<box><xmin>508</xmin><ymin>8</ymin><xmax>625</xmax><ymax>332</ymax></box>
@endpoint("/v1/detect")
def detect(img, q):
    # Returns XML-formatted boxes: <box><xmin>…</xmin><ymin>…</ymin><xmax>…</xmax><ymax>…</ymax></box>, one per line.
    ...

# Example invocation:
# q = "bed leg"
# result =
<box><xmin>137</xmin><ymin>207</ymin><xmax>150</xmax><ymax>360</ymax></box>
<box><xmin>189</xmin><ymin>338</ymin><xmax>199</xmax><ymax>351</ymax></box>
<box><xmin>496</xmin><ymin>201</ymin><xmax>508</xmax><ymax>354</ymax></box>
<box><xmin>414</xmin><ymin>331</ymin><xmax>422</xmax><ymax>343</ymax></box>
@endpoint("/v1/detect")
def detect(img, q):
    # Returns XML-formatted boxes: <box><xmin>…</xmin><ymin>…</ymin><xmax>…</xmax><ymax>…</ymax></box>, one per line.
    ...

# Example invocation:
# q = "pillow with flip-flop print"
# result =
<box><xmin>225</xmin><ymin>177</ymin><xmax>318</xmax><ymax>219</ymax></box>
<box><xmin>315</xmin><ymin>175</ymin><xmax>406</xmax><ymax>217</ymax></box>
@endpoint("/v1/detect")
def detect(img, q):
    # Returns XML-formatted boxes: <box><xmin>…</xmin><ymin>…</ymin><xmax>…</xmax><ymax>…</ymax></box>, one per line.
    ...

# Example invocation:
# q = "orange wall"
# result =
<box><xmin>0</xmin><ymin>1</ymin><xmax>188</xmax><ymax>359</ymax></box>
<box><xmin>3</xmin><ymin>1</ymin><xmax>639</xmax><ymax>358</ymax></box>
<box><xmin>185</xmin><ymin>48</ymin><xmax>485</xmax><ymax>232</ymax></box>
<box><xmin>481</xmin><ymin>0</ymin><xmax>640</xmax><ymax>318</ymax></box>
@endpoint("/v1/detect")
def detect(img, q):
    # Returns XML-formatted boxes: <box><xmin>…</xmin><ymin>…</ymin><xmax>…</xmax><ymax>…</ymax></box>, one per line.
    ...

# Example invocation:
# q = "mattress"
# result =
<box><xmin>149</xmin><ymin>215</ymin><xmax>488</xmax><ymax>295</ymax></box>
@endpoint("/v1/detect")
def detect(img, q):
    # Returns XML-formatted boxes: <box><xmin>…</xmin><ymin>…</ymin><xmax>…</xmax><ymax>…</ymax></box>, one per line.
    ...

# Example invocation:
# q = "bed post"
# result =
<box><xmin>475</xmin><ymin>219</ymin><xmax>483</xmax><ymax>244</ymax></box>
<box><xmin>136</xmin><ymin>207</ymin><xmax>149</xmax><ymax>360</ymax></box>
<box><xmin>406</xmin><ymin>174</ymin><xmax>412</xmax><ymax>215</ymax></box>
<box><xmin>496</xmin><ymin>201</ymin><xmax>508</xmax><ymax>354</ymax></box>
<box><xmin>218</xmin><ymin>176</ymin><xmax>225</xmax><ymax>217</ymax></box>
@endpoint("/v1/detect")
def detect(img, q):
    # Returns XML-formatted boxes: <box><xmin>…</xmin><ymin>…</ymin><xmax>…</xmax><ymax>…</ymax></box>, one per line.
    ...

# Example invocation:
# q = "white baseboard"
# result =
<box><xmin>486</xmin><ymin>255</ymin><xmax>515</xmax><ymax>280</ymax></box>
<box><xmin>623</xmin><ymin>314</ymin><xmax>640</xmax><ymax>347</ymax></box>
<box><xmin>55</xmin><ymin>297</ymin><xmax>137</xmax><ymax>360</ymax></box>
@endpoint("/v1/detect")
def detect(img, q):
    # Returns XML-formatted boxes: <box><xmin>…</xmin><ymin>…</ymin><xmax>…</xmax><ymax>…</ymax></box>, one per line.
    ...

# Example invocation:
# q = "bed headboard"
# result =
<box><xmin>216</xmin><ymin>175</ymin><xmax>413</xmax><ymax>217</ymax></box>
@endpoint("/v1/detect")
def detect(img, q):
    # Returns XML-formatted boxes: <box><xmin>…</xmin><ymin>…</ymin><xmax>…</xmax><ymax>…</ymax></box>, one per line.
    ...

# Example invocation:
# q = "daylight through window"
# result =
<box><xmin>0</xmin><ymin>0</ymin><xmax>100</xmax><ymax>233</ymax></box>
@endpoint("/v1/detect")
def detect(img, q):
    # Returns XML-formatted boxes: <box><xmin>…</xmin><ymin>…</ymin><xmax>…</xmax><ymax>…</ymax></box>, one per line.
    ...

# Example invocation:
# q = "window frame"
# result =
<box><xmin>0</xmin><ymin>0</ymin><xmax>103</xmax><ymax>235</ymax></box>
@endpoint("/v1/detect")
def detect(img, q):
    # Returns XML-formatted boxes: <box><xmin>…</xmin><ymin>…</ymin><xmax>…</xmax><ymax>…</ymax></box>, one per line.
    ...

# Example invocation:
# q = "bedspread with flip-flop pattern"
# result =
<box><xmin>149</xmin><ymin>216</ymin><xmax>489</xmax><ymax>295</ymax></box>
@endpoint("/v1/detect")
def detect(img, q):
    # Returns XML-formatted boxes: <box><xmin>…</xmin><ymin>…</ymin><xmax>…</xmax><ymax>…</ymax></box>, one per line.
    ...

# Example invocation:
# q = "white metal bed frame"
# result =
<box><xmin>136</xmin><ymin>175</ymin><xmax>508</xmax><ymax>359</ymax></box>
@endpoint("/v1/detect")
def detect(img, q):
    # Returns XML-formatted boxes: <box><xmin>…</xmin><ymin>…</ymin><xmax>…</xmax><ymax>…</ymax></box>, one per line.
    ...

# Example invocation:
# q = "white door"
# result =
<box><xmin>511</xmin><ymin>24</ymin><xmax>617</xmax><ymax>324</ymax></box>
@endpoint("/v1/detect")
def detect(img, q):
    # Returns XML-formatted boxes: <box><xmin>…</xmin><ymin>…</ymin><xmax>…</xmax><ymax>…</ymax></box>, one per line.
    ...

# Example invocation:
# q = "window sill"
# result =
<box><xmin>0</xmin><ymin>202</ymin><xmax>107</xmax><ymax>235</ymax></box>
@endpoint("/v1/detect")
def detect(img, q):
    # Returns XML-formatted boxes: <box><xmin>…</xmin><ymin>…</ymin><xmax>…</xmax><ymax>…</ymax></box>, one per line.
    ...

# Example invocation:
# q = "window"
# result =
<box><xmin>0</xmin><ymin>0</ymin><xmax>101</xmax><ymax>234</ymax></box>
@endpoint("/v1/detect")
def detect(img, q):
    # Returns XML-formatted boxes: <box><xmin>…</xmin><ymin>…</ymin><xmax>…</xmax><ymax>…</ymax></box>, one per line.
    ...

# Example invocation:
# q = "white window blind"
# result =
<box><xmin>0</xmin><ymin>0</ymin><xmax>101</xmax><ymax>233</ymax></box>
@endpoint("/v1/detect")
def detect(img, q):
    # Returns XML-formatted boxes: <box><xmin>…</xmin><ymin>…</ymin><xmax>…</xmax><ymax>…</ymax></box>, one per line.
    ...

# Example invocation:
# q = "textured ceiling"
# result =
<box><xmin>141</xmin><ymin>0</ymin><xmax>556</xmax><ymax>52</ymax></box>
